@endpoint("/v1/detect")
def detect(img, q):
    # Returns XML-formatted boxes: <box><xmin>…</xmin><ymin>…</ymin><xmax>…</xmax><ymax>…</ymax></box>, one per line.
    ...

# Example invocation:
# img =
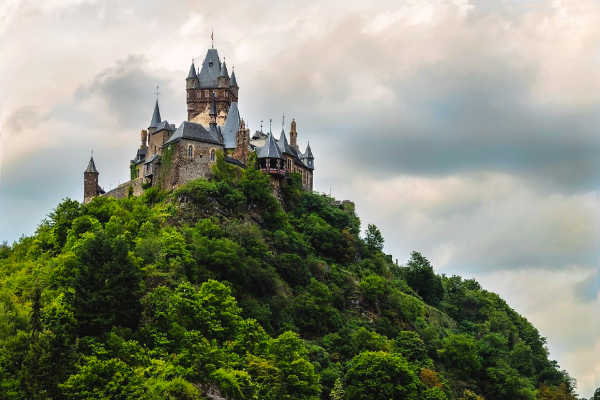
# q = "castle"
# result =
<box><xmin>83</xmin><ymin>44</ymin><xmax>315</xmax><ymax>203</ymax></box>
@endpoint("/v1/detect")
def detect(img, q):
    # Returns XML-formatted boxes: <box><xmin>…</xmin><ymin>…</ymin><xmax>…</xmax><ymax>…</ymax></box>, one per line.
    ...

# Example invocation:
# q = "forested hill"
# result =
<box><xmin>0</xmin><ymin>154</ymin><xmax>579</xmax><ymax>400</ymax></box>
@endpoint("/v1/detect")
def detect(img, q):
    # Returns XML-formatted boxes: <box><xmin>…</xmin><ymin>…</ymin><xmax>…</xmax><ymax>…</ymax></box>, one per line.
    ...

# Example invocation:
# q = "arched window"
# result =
<box><xmin>188</xmin><ymin>145</ymin><xmax>193</xmax><ymax>158</ymax></box>
<box><xmin>210</xmin><ymin>149</ymin><xmax>216</xmax><ymax>161</ymax></box>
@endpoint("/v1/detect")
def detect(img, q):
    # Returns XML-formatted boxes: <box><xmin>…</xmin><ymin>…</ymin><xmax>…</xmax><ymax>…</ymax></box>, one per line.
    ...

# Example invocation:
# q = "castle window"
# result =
<box><xmin>188</xmin><ymin>145</ymin><xmax>193</xmax><ymax>159</ymax></box>
<box><xmin>210</xmin><ymin>149</ymin><xmax>216</xmax><ymax>161</ymax></box>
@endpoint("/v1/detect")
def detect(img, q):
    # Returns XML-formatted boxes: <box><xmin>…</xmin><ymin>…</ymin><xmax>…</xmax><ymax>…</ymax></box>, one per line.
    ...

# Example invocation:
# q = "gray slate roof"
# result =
<box><xmin>304</xmin><ymin>141</ymin><xmax>314</xmax><ymax>159</ymax></box>
<box><xmin>153</xmin><ymin>120</ymin><xmax>176</xmax><ymax>133</ymax></box>
<box><xmin>187</xmin><ymin>62</ymin><xmax>198</xmax><ymax>79</ymax></box>
<box><xmin>149</xmin><ymin>100</ymin><xmax>161</xmax><ymax>128</ymax></box>
<box><xmin>219</xmin><ymin>61</ymin><xmax>229</xmax><ymax>78</ymax></box>
<box><xmin>230</xmin><ymin>70</ymin><xmax>238</xmax><ymax>87</ymax></box>
<box><xmin>165</xmin><ymin>121</ymin><xmax>221</xmax><ymax>146</ymax></box>
<box><xmin>85</xmin><ymin>157</ymin><xmax>98</xmax><ymax>173</ymax></box>
<box><xmin>221</xmin><ymin>102</ymin><xmax>240</xmax><ymax>149</ymax></box>
<box><xmin>256</xmin><ymin>133</ymin><xmax>282</xmax><ymax>159</ymax></box>
<box><xmin>277</xmin><ymin>130</ymin><xmax>293</xmax><ymax>155</ymax></box>
<box><xmin>144</xmin><ymin>153</ymin><xmax>160</xmax><ymax>165</ymax></box>
<box><xmin>198</xmin><ymin>49</ymin><xmax>221</xmax><ymax>88</ymax></box>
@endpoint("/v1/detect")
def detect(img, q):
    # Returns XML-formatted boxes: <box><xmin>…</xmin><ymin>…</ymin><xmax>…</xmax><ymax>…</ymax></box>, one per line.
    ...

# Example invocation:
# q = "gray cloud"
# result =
<box><xmin>2</xmin><ymin>0</ymin><xmax>600</xmax><ymax>396</ymax></box>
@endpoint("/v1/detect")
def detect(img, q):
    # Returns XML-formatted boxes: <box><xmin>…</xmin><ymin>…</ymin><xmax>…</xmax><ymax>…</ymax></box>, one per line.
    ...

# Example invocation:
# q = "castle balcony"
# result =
<box><xmin>260</xmin><ymin>167</ymin><xmax>286</xmax><ymax>176</ymax></box>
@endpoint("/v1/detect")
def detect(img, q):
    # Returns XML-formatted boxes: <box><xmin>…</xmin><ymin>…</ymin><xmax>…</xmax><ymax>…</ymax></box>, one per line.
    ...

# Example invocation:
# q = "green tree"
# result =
<box><xmin>60</xmin><ymin>357</ymin><xmax>144</xmax><ymax>399</ymax></box>
<box><xmin>68</xmin><ymin>230</ymin><xmax>143</xmax><ymax>336</ymax></box>
<box><xmin>365</xmin><ymin>224</ymin><xmax>384</xmax><ymax>252</ymax></box>
<box><xmin>404</xmin><ymin>252</ymin><xmax>444</xmax><ymax>306</ymax></box>
<box><xmin>345</xmin><ymin>351</ymin><xmax>420</xmax><ymax>400</ymax></box>
<box><xmin>330</xmin><ymin>377</ymin><xmax>344</xmax><ymax>400</ymax></box>
<box><xmin>269</xmin><ymin>331</ymin><xmax>321</xmax><ymax>400</ymax></box>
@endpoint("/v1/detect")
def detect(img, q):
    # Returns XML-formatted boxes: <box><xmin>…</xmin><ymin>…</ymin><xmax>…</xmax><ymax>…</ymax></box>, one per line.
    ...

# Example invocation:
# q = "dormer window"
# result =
<box><xmin>209</xmin><ymin>62</ymin><xmax>214</xmax><ymax>67</ymax></box>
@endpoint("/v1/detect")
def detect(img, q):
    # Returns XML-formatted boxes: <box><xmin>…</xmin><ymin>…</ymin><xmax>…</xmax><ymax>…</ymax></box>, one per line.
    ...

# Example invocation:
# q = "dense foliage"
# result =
<box><xmin>0</xmin><ymin>153</ymin><xmax>580</xmax><ymax>399</ymax></box>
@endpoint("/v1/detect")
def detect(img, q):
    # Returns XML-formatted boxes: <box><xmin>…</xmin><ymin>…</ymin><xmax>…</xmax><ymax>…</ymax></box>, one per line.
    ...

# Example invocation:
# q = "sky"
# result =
<box><xmin>1</xmin><ymin>0</ymin><xmax>600</xmax><ymax>395</ymax></box>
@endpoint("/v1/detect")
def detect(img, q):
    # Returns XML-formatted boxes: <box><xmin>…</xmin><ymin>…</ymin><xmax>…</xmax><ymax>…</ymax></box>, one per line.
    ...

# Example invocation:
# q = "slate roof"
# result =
<box><xmin>144</xmin><ymin>153</ymin><xmax>160</xmax><ymax>165</ymax></box>
<box><xmin>256</xmin><ymin>132</ymin><xmax>281</xmax><ymax>159</ymax></box>
<box><xmin>219</xmin><ymin>61</ymin><xmax>229</xmax><ymax>78</ymax></box>
<box><xmin>164</xmin><ymin>121</ymin><xmax>222</xmax><ymax>146</ymax></box>
<box><xmin>153</xmin><ymin>120</ymin><xmax>176</xmax><ymax>133</ymax></box>
<box><xmin>304</xmin><ymin>141</ymin><xmax>314</xmax><ymax>159</ymax></box>
<box><xmin>149</xmin><ymin>100</ymin><xmax>161</xmax><ymax>128</ymax></box>
<box><xmin>221</xmin><ymin>102</ymin><xmax>241</xmax><ymax>149</ymax></box>
<box><xmin>187</xmin><ymin>62</ymin><xmax>198</xmax><ymax>79</ymax></box>
<box><xmin>133</xmin><ymin>147</ymin><xmax>147</xmax><ymax>164</ymax></box>
<box><xmin>230</xmin><ymin>70</ymin><xmax>238</xmax><ymax>87</ymax></box>
<box><xmin>198</xmin><ymin>49</ymin><xmax>221</xmax><ymax>88</ymax></box>
<box><xmin>85</xmin><ymin>157</ymin><xmax>98</xmax><ymax>173</ymax></box>
<box><xmin>225</xmin><ymin>156</ymin><xmax>245</xmax><ymax>168</ymax></box>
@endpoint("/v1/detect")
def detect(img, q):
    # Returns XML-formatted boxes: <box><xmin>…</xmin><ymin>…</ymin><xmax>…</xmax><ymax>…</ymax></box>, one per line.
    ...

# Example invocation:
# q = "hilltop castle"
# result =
<box><xmin>83</xmin><ymin>44</ymin><xmax>314</xmax><ymax>203</ymax></box>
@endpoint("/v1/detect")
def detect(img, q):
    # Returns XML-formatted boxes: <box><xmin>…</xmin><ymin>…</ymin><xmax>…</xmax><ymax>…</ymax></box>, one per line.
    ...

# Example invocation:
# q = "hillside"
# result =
<box><xmin>0</xmin><ymin>153</ymin><xmax>579</xmax><ymax>400</ymax></box>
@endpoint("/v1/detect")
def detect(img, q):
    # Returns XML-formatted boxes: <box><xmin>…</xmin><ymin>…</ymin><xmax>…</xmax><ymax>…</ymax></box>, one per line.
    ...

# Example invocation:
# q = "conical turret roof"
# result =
<box><xmin>230</xmin><ymin>70</ymin><xmax>238</xmax><ymax>87</ymax></box>
<box><xmin>305</xmin><ymin>141</ymin><xmax>314</xmax><ymax>159</ymax></box>
<box><xmin>149</xmin><ymin>100</ymin><xmax>161</xmax><ymax>128</ymax></box>
<box><xmin>198</xmin><ymin>48</ymin><xmax>221</xmax><ymax>88</ymax></box>
<box><xmin>187</xmin><ymin>61</ymin><xmax>198</xmax><ymax>79</ymax></box>
<box><xmin>85</xmin><ymin>156</ymin><xmax>98</xmax><ymax>174</ymax></box>
<box><xmin>219</xmin><ymin>61</ymin><xmax>229</xmax><ymax>78</ymax></box>
<box><xmin>257</xmin><ymin>132</ymin><xmax>282</xmax><ymax>159</ymax></box>
<box><xmin>222</xmin><ymin>102</ymin><xmax>241</xmax><ymax>149</ymax></box>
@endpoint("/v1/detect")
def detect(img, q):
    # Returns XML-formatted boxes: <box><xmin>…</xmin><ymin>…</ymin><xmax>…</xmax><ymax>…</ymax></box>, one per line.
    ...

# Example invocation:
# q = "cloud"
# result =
<box><xmin>2</xmin><ymin>0</ymin><xmax>600</xmax><ymax>396</ymax></box>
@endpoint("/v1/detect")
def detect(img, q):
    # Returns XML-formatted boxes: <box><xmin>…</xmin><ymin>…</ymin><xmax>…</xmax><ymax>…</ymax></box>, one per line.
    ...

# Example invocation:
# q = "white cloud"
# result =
<box><xmin>2</xmin><ymin>0</ymin><xmax>600</xmax><ymax>395</ymax></box>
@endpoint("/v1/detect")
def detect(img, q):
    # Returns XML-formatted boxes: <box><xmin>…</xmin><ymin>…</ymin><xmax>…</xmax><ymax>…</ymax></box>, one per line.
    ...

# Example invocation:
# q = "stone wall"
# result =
<box><xmin>186</xmin><ymin>88</ymin><xmax>233</xmax><ymax>123</ymax></box>
<box><xmin>156</xmin><ymin>140</ymin><xmax>220</xmax><ymax>190</ymax></box>
<box><xmin>103</xmin><ymin>178</ymin><xmax>144</xmax><ymax>200</ymax></box>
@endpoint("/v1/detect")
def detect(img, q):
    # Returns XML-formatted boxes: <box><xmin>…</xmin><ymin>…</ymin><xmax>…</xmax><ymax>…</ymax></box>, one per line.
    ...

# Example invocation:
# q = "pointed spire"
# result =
<box><xmin>278</xmin><ymin>127</ymin><xmax>290</xmax><ymax>154</ymax></box>
<box><xmin>149</xmin><ymin>100</ymin><xmax>161</xmax><ymax>129</ymax></box>
<box><xmin>85</xmin><ymin>156</ymin><xmax>98</xmax><ymax>174</ymax></box>
<box><xmin>305</xmin><ymin>141</ymin><xmax>314</xmax><ymax>159</ymax></box>
<box><xmin>219</xmin><ymin>60</ymin><xmax>229</xmax><ymax>78</ymax></box>
<box><xmin>230</xmin><ymin>69</ymin><xmax>238</xmax><ymax>88</ymax></box>
<box><xmin>187</xmin><ymin>60</ymin><xmax>198</xmax><ymax>79</ymax></box>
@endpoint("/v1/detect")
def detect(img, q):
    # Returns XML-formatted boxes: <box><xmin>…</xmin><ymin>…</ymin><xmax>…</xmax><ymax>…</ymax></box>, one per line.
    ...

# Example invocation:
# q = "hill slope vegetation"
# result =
<box><xmin>0</xmin><ymin>154</ymin><xmax>579</xmax><ymax>399</ymax></box>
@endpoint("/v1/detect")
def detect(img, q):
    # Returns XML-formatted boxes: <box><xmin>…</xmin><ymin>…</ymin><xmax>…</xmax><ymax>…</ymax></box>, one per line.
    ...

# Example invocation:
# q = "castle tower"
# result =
<box><xmin>233</xmin><ymin>119</ymin><xmax>249</xmax><ymax>165</ymax></box>
<box><xmin>140</xmin><ymin>129</ymin><xmax>148</xmax><ymax>149</ymax></box>
<box><xmin>149</xmin><ymin>100</ymin><xmax>161</xmax><ymax>134</ymax></box>
<box><xmin>83</xmin><ymin>156</ymin><xmax>99</xmax><ymax>204</ymax></box>
<box><xmin>186</xmin><ymin>46</ymin><xmax>238</xmax><ymax>124</ymax></box>
<box><xmin>186</xmin><ymin>61</ymin><xmax>199</xmax><ymax>90</ymax></box>
<box><xmin>290</xmin><ymin>118</ymin><xmax>298</xmax><ymax>149</ymax></box>
<box><xmin>217</xmin><ymin>60</ymin><xmax>230</xmax><ymax>88</ymax></box>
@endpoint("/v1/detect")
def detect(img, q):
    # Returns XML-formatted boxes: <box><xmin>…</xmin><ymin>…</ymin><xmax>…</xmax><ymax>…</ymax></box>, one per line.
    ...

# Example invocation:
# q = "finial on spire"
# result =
<box><xmin>260</xmin><ymin>120</ymin><xmax>263</xmax><ymax>132</ymax></box>
<box><xmin>282</xmin><ymin>113</ymin><xmax>285</xmax><ymax>131</ymax></box>
<box><xmin>154</xmin><ymin>84</ymin><xmax>160</xmax><ymax>101</ymax></box>
<box><xmin>211</xmin><ymin>30</ymin><xmax>214</xmax><ymax>48</ymax></box>
<box><xmin>269</xmin><ymin>118</ymin><xmax>272</xmax><ymax>133</ymax></box>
